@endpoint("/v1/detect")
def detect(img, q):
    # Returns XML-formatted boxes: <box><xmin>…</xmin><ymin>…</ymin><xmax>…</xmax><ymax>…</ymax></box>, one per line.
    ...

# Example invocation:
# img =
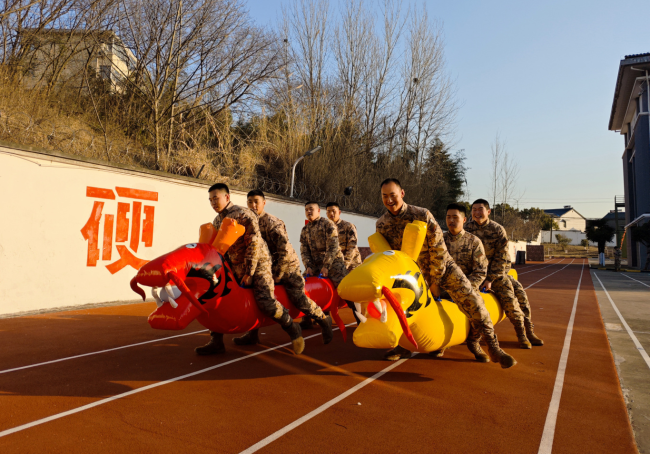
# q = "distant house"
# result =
<box><xmin>543</xmin><ymin>206</ymin><xmax>586</xmax><ymax>232</ymax></box>
<box><xmin>608</xmin><ymin>52</ymin><xmax>650</xmax><ymax>268</ymax></box>
<box><xmin>20</xmin><ymin>29</ymin><xmax>136</xmax><ymax>92</ymax></box>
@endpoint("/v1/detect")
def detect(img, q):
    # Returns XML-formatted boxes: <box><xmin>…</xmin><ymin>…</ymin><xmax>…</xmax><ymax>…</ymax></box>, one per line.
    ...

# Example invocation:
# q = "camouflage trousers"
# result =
<box><xmin>508</xmin><ymin>275</ymin><xmax>532</xmax><ymax>323</ymax></box>
<box><xmin>280</xmin><ymin>268</ymin><xmax>325</xmax><ymax>320</ymax></box>
<box><xmin>313</xmin><ymin>257</ymin><xmax>349</xmax><ymax>288</ymax></box>
<box><xmin>439</xmin><ymin>262</ymin><xmax>497</xmax><ymax>344</ymax></box>
<box><xmin>491</xmin><ymin>275</ymin><xmax>525</xmax><ymax>328</ymax></box>
<box><xmin>232</xmin><ymin>261</ymin><xmax>285</xmax><ymax>321</ymax></box>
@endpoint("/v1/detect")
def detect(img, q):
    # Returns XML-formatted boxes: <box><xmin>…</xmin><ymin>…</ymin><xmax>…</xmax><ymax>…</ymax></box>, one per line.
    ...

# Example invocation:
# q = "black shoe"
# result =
<box><xmin>233</xmin><ymin>329</ymin><xmax>260</xmax><ymax>346</ymax></box>
<box><xmin>195</xmin><ymin>333</ymin><xmax>225</xmax><ymax>355</ymax></box>
<box><xmin>383</xmin><ymin>345</ymin><xmax>412</xmax><ymax>361</ymax></box>
<box><xmin>281</xmin><ymin>322</ymin><xmax>305</xmax><ymax>355</ymax></box>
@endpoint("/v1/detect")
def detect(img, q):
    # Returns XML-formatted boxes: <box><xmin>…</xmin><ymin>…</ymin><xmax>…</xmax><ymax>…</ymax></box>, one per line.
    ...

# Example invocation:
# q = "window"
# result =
<box><xmin>100</xmin><ymin>65</ymin><xmax>111</xmax><ymax>80</ymax></box>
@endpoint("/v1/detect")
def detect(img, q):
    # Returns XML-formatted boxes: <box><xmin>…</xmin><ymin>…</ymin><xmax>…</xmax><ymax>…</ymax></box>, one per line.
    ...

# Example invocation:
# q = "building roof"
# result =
<box><xmin>544</xmin><ymin>206</ymin><xmax>586</xmax><ymax>220</ymax></box>
<box><xmin>601</xmin><ymin>211</ymin><xmax>625</xmax><ymax>221</ymax></box>
<box><xmin>609</xmin><ymin>53</ymin><xmax>650</xmax><ymax>131</ymax></box>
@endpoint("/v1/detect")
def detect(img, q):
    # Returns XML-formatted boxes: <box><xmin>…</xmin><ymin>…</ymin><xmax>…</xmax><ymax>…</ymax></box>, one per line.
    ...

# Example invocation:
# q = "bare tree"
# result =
<box><xmin>488</xmin><ymin>133</ymin><xmax>504</xmax><ymax>210</ymax></box>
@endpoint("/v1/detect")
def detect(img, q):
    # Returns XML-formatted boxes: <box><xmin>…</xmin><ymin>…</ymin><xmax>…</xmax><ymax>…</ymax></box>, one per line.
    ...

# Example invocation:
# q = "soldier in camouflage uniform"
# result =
<box><xmin>228</xmin><ymin>190</ymin><xmax>333</xmax><ymax>346</ymax></box>
<box><xmin>465</xmin><ymin>199</ymin><xmax>543</xmax><ymax>348</ymax></box>
<box><xmin>195</xmin><ymin>183</ymin><xmax>305</xmax><ymax>356</ymax></box>
<box><xmin>614</xmin><ymin>247</ymin><xmax>622</xmax><ymax>272</ymax></box>
<box><xmin>326</xmin><ymin>202</ymin><xmax>362</xmax><ymax>271</ymax></box>
<box><xmin>376</xmin><ymin>179</ymin><xmax>516</xmax><ymax>368</ymax></box>
<box><xmin>508</xmin><ymin>275</ymin><xmax>543</xmax><ymax>345</ymax></box>
<box><xmin>428</xmin><ymin>202</ymin><xmax>490</xmax><ymax>361</ymax></box>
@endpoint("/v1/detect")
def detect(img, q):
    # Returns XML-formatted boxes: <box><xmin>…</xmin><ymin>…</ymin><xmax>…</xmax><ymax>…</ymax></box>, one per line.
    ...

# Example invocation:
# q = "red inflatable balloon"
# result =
<box><xmin>130</xmin><ymin>242</ymin><xmax>349</xmax><ymax>340</ymax></box>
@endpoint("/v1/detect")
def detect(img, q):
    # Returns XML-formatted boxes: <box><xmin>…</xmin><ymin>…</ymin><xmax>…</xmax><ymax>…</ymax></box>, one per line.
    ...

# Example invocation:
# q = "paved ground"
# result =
<box><xmin>0</xmin><ymin>259</ymin><xmax>638</xmax><ymax>453</ymax></box>
<box><xmin>592</xmin><ymin>270</ymin><xmax>650</xmax><ymax>453</ymax></box>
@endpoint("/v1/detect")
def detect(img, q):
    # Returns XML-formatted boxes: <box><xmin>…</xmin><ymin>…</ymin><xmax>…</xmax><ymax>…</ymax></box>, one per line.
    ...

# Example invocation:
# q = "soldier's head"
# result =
<box><xmin>305</xmin><ymin>201</ymin><xmax>321</xmax><ymax>221</ymax></box>
<box><xmin>446</xmin><ymin>203</ymin><xmax>467</xmax><ymax>235</ymax></box>
<box><xmin>380</xmin><ymin>178</ymin><xmax>405</xmax><ymax>215</ymax></box>
<box><xmin>247</xmin><ymin>189</ymin><xmax>266</xmax><ymax>216</ymax></box>
<box><xmin>471</xmin><ymin>199</ymin><xmax>491</xmax><ymax>225</ymax></box>
<box><xmin>208</xmin><ymin>183</ymin><xmax>230</xmax><ymax>214</ymax></box>
<box><xmin>326</xmin><ymin>202</ymin><xmax>341</xmax><ymax>223</ymax></box>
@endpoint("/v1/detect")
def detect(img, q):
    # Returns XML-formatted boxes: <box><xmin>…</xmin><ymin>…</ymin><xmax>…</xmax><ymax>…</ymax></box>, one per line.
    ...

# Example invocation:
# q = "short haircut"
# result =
<box><xmin>472</xmin><ymin>198</ymin><xmax>490</xmax><ymax>209</ymax></box>
<box><xmin>247</xmin><ymin>189</ymin><xmax>265</xmax><ymax>199</ymax></box>
<box><xmin>446</xmin><ymin>203</ymin><xmax>467</xmax><ymax>216</ymax></box>
<box><xmin>326</xmin><ymin>202</ymin><xmax>340</xmax><ymax>209</ymax></box>
<box><xmin>208</xmin><ymin>183</ymin><xmax>229</xmax><ymax>194</ymax></box>
<box><xmin>305</xmin><ymin>201</ymin><xmax>320</xmax><ymax>207</ymax></box>
<box><xmin>380</xmin><ymin>178</ymin><xmax>402</xmax><ymax>189</ymax></box>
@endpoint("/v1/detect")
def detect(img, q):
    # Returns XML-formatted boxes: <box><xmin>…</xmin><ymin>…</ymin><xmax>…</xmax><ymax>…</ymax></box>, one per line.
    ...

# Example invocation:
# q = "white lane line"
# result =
<box><xmin>0</xmin><ymin>325</ymin><xmax>354</xmax><ymax>439</ymax></box>
<box><xmin>515</xmin><ymin>259</ymin><xmax>561</xmax><ymax>272</ymax></box>
<box><xmin>238</xmin><ymin>354</ymin><xmax>415</xmax><ymax>454</ymax></box>
<box><xmin>0</xmin><ymin>330</ymin><xmax>209</xmax><ymax>375</ymax></box>
<box><xmin>621</xmin><ymin>273</ymin><xmax>650</xmax><ymax>288</ymax></box>
<box><xmin>519</xmin><ymin>259</ymin><xmax>566</xmax><ymax>276</ymax></box>
<box><xmin>525</xmin><ymin>260</ymin><xmax>575</xmax><ymax>290</ymax></box>
<box><xmin>593</xmin><ymin>273</ymin><xmax>650</xmax><ymax>370</ymax></box>
<box><xmin>537</xmin><ymin>260</ymin><xmax>585</xmax><ymax>454</ymax></box>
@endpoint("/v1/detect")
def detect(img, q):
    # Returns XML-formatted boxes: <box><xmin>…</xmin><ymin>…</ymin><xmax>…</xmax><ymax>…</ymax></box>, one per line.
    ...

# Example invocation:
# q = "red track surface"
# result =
<box><xmin>0</xmin><ymin>259</ymin><xmax>637</xmax><ymax>453</ymax></box>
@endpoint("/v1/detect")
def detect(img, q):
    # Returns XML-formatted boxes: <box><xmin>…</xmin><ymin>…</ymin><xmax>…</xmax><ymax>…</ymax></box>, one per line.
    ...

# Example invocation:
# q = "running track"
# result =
<box><xmin>0</xmin><ymin>259</ymin><xmax>637</xmax><ymax>453</ymax></box>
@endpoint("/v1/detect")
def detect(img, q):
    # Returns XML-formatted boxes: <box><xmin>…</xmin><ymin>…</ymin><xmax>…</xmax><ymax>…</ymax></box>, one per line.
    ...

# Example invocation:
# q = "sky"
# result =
<box><xmin>245</xmin><ymin>0</ymin><xmax>650</xmax><ymax>218</ymax></box>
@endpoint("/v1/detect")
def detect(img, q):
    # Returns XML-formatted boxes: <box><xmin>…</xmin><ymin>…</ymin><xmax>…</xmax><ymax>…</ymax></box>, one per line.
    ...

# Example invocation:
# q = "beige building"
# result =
<box><xmin>20</xmin><ymin>29</ymin><xmax>136</xmax><ymax>92</ymax></box>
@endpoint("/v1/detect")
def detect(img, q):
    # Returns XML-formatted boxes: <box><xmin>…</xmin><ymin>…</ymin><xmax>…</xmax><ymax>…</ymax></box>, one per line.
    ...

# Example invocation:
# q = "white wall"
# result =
<box><xmin>0</xmin><ymin>145</ymin><xmax>377</xmax><ymax>316</ymax></box>
<box><xmin>539</xmin><ymin>230</ymin><xmax>616</xmax><ymax>247</ymax></box>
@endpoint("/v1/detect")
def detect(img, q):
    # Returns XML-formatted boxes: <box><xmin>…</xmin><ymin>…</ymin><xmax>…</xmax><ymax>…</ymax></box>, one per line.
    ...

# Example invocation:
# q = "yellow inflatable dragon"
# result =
<box><xmin>337</xmin><ymin>221</ymin><xmax>515</xmax><ymax>353</ymax></box>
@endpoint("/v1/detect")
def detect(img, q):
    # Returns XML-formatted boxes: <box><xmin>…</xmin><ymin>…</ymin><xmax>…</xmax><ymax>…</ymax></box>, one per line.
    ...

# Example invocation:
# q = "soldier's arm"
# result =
<box><xmin>425</xmin><ymin>211</ymin><xmax>447</xmax><ymax>287</ymax></box>
<box><xmin>240</xmin><ymin>211</ymin><xmax>261</xmax><ymax>277</ymax></box>
<box><xmin>323</xmin><ymin>221</ymin><xmax>341</xmax><ymax>269</ymax></box>
<box><xmin>343</xmin><ymin>223</ymin><xmax>359</xmax><ymax>266</ymax></box>
<box><xmin>269</xmin><ymin>221</ymin><xmax>293</xmax><ymax>280</ymax></box>
<box><xmin>486</xmin><ymin>226</ymin><xmax>510</xmax><ymax>281</ymax></box>
<box><xmin>300</xmin><ymin>227</ymin><xmax>314</xmax><ymax>272</ymax></box>
<box><xmin>468</xmin><ymin>239</ymin><xmax>488</xmax><ymax>291</ymax></box>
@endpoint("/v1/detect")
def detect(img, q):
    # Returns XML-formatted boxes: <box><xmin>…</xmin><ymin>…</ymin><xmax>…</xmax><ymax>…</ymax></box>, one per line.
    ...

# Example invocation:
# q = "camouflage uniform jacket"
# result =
<box><xmin>443</xmin><ymin>230</ymin><xmax>488</xmax><ymax>291</ymax></box>
<box><xmin>258</xmin><ymin>211</ymin><xmax>301</xmax><ymax>280</ymax></box>
<box><xmin>212</xmin><ymin>202</ymin><xmax>269</xmax><ymax>277</ymax></box>
<box><xmin>376</xmin><ymin>203</ymin><xmax>451</xmax><ymax>287</ymax></box>
<box><xmin>300</xmin><ymin>216</ymin><xmax>345</xmax><ymax>271</ymax></box>
<box><xmin>335</xmin><ymin>219</ymin><xmax>362</xmax><ymax>269</ymax></box>
<box><xmin>464</xmin><ymin>219</ymin><xmax>511</xmax><ymax>281</ymax></box>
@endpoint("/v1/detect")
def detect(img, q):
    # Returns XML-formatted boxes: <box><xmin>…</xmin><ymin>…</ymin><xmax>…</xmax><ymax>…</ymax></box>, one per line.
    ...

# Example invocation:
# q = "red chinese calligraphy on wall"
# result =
<box><xmin>80</xmin><ymin>186</ymin><xmax>158</xmax><ymax>274</ymax></box>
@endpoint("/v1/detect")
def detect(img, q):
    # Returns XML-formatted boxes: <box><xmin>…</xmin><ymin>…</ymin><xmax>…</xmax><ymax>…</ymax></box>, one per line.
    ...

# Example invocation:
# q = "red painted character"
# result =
<box><xmin>129</xmin><ymin>218</ymin><xmax>349</xmax><ymax>355</ymax></box>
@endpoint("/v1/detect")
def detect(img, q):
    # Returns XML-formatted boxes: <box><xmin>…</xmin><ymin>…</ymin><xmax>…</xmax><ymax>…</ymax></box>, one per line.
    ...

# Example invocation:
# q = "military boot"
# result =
<box><xmin>485</xmin><ymin>335</ymin><xmax>517</xmax><ymax>369</ymax></box>
<box><xmin>467</xmin><ymin>340</ymin><xmax>490</xmax><ymax>363</ymax></box>
<box><xmin>299</xmin><ymin>316</ymin><xmax>314</xmax><ymax>330</ymax></box>
<box><xmin>428</xmin><ymin>349</ymin><xmax>445</xmax><ymax>358</ymax></box>
<box><xmin>514</xmin><ymin>321</ymin><xmax>532</xmax><ymax>349</ymax></box>
<box><xmin>525</xmin><ymin>320</ymin><xmax>544</xmax><ymax>346</ymax></box>
<box><xmin>233</xmin><ymin>329</ymin><xmax>260</xmax><ymax>346</ymax></box>
<box><xmin>279</xmin><ymin>310</ymin><xmax>305</xmax><ymax>355</ymax></box>
<box><xmin>195</xmin><ymin>332</ymin><xmax>226</xmax><ymax>355</ymax></box>
<box><xmin>384</xmin><ymin>345</ymin><xmax>412</xmax><ymax>361</ymax></box>
<box><xmin>315</xmin><ymin>315</ymin><xmax>334</xmax><ymax>344</ymax></box>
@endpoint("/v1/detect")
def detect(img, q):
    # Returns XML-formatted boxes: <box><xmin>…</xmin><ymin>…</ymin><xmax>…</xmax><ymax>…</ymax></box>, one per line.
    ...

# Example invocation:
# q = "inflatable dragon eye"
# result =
<box><xmin>186</xmin><ymin>243</ymin><xmax>198</xmax><ymax>249</ymax></box>
<box><xmin>383</xmin><ymin>251</ymin><xmax>395</xmax><ymax>256</ymax></box>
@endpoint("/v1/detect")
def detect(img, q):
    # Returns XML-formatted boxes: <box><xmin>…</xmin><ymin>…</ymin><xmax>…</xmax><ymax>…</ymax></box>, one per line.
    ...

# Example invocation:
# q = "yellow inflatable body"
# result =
<box><xmin>337</xmin><ymin>221</ymin><xmax>517</xmax><ymax>353</ymax></box>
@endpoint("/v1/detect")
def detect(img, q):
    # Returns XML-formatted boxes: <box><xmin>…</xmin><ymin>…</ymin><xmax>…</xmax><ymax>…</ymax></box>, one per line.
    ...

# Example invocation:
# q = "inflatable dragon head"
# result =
<box><xmin>337</xmin><ymin>221</ymin><xmax>433</xmax><ymax>349</ymax></box>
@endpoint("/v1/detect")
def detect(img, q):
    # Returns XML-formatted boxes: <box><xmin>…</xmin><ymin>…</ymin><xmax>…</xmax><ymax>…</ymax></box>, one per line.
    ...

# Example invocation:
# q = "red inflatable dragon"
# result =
<box><xmin>129</xmin><ymin>219</ymin><xmax>349</xmax><ymax>340</ymax></box>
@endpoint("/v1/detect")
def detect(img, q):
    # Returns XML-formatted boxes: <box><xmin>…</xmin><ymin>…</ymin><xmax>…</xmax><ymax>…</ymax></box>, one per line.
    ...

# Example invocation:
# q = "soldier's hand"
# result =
<box><xmin>320</xmin><ymin>267</ymin><xmax>329</xmax><ymax>277</ymax></box>
<box><xmin>482</xmin><ymin>280</ymin><xmax>492</xmax><ymax>292</ymax></box>
<box><xmin>274</xmin><ymin>276</ymin><xmax>281</xmax><ymax>284</ymax></box>
<box><xmin>242</xmin><ymin>275</ymin><xmax>253</xmax><ymax>286</ymax></box>
<box><xmin>430</xmin><ymin>283</ymin><xmax>441</xmax><ymax>298</ymax></box>
<box><xmin>304</xmin><ymin>267</ymin><xmax>313</xmax><ymax>276</ymax></box>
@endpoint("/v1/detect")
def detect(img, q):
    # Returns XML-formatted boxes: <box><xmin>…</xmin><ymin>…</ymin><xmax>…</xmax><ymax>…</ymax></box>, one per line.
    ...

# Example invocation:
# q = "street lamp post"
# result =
<box><xmin>290</xmin><ymin>146</ymin><xmax>322</xmax><ymax>198</ymax></box>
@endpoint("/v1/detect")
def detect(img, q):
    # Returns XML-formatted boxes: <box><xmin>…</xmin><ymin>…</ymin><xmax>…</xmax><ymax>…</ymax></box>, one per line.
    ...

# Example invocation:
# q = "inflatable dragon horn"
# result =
<box><xmin>129</xmin><ymin>218</ymin><xmax>244</xmax><ymax>315</ymax></box>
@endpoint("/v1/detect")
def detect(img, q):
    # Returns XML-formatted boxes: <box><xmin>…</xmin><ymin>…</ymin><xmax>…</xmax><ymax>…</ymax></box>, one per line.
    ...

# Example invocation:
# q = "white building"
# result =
<box><xmin>543</xmin><ymin>206</ymin><xmax>586</xmax><ymax>232</ymax></box>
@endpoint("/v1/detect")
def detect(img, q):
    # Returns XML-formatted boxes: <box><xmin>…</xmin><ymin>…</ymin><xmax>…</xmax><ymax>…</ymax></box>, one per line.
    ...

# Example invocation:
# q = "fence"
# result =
<box><xmin>539</xmin><ymin>230</ymin><xmax>616</xmax><ymax>247</ymax></box>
